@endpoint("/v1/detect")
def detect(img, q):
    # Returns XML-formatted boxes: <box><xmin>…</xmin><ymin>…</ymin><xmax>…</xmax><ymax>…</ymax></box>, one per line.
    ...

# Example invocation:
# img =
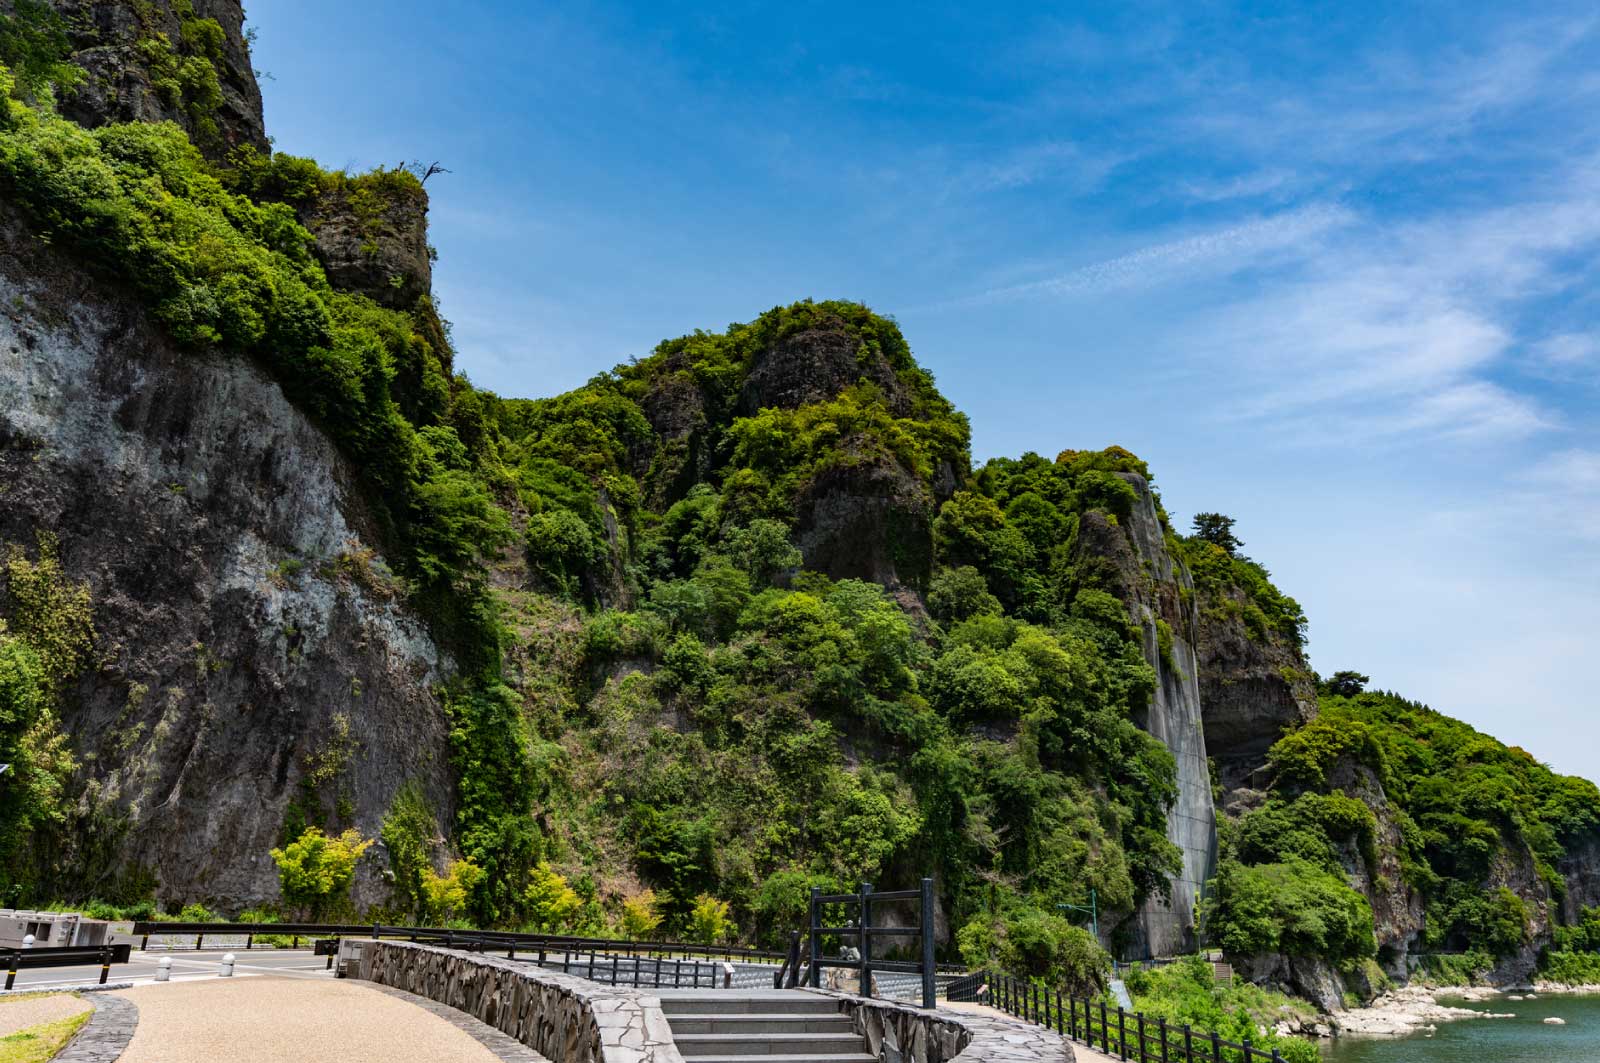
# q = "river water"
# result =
<box><xmin>1320</xmin><ymin>993</ymin><xmax>1600</xmax><ymax>1063</ymax></box>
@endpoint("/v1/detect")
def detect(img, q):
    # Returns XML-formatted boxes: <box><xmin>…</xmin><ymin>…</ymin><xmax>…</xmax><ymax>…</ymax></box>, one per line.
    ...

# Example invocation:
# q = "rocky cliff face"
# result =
<box><xmin>1194</xmin><ymin>594</ymin><xmax>1316</xmax><ymax>793</ymax></box>
<box><xmin>1072</xmin><ymin>474</ymin><xmax>1217</xmax><ymax>957</ymax></box>
<box><xmin>14</xmin><ymin>0</ymin><xmax>267</xmax><ymax>157</ymax></box>
<box><xmin>0</xmin><ymin>207</ymin><xmax>453</xmax><ymax>909</ymax></box>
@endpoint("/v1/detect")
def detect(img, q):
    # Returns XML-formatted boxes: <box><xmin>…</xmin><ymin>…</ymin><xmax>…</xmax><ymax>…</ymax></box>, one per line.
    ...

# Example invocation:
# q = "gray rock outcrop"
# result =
<box><xmin>0</xmin><ymin>205</ymin><xmax>453</xmax><ymax>909</ymax></box>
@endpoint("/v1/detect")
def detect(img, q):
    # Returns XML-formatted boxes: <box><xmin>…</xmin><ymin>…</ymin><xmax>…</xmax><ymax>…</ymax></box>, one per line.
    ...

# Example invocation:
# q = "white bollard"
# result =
<box><xmin>219</xmin><ymin>953</ymin><xmax>235</xmax><ymax>977</ymax></box>
<box><xmin>156</xmin><ymin>956</ymin><xmax>172</xmax><ymax>982</ymax></box>
<box><xmin>20</xmin><ymin>934</ymin><xmax>34</xmax><ymax>950</ymax></box>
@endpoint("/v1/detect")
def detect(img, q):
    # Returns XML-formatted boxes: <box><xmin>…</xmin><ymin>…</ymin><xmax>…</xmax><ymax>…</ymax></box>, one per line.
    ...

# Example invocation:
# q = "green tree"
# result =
<box><xmin>270</xmin><ymin>827</ymin><xmax>374</xmax><ymax>920</ymax></box>
<box><xmin>687</xmin><ymin>893</ymin><xmax>733</xmax><ymax>944</ymax></box>
<box><xmin>524</xmin><ymin>863</ymin><xmax>582</xmax><ymax>933</ymax></box>
<box><xmin>619</xmin><ymin>889</ymin><xmax>663</xmax><ymax>939</ymax></box>
<box><xmin>1190</xmin><ymin>513</ymin><xmax>1243</xmax><ymax>556</ymax></box>
<box><xmin>0</xmin><ymin>1</ymin><xmax>83</xmax><ymax>107</ymax></box>
<box><xmin>421</xmin><ymin>858</ymin><xmax>485</xmax><ymax>924</ymax></box>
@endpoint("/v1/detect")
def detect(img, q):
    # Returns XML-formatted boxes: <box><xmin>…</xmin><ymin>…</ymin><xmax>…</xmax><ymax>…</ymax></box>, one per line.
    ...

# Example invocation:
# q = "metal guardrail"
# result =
<box><xmin>964</xmin><ymin>969</ymin><xmax>1297</xmax><ymax>1063</ymax></box>
<box><xmin>129</xmin><ymin>921</ymin><xmax>793</xmax><ymax>962</ymax></box>
<box><xmin>3</xmin><ymin>943</ymin><xmax>132</xmax><ymax>989</ymax></box>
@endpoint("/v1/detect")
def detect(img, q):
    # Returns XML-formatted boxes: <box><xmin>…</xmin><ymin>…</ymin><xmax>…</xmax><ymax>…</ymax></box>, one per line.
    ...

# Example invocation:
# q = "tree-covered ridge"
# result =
<box><xmin>1208</xmin><ymin>683</ymin><xmax>1600</xmax><ymax>979</ymax></box>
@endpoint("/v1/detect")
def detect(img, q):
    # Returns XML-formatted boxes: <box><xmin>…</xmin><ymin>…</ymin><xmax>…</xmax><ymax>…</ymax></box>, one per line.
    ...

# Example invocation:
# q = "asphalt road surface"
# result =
<box><xmin>6</xmin><ymin>948</ymin><xmax>332</xmax><ymax>990</ymax></box>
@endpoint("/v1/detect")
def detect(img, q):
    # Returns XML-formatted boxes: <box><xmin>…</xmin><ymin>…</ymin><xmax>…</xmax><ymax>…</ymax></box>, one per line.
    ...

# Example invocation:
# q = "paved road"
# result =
<box><xmin>7</xmin><ymin>948</ymin><xmax>331</xmax><ymax>990</ymax></box>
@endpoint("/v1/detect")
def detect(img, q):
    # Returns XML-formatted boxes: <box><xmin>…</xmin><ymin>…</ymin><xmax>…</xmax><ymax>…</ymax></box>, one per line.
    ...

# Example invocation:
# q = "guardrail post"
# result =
<box><xmin>140</xmin><ymin>933</ymin><xmax>149</xmax><ymax>951</ymax></box>
<box><xmin>808</xmin><ymin>886</ymin><xmax>821</xmax><ymax>989</ymax></box>
<box><xmin>195</xmin><ymin>934</ymin><xmax>203</xmax><ymax>951</ymax></box>
<box><xmin>858</xmin><ymin>881</ymin><xmax>872</xmax><ymax>997</ymax></box>
<box><xmin>246</xmin><ymin>934</ymin><xmax>253</xmax><ymax>951</ymax></box>
<box><xmin>99</xmin><ymin>947</ymin><xmax>111</xmax><ymax>984</ymax></box>
<box><xmin>919</xmin><ymin>876</ymin><xmax>936</xmax><ymax>1008</ymax></box>
<box><xmin>5</xmin><ymin>951</ymin><xmax>16</xmax><ymax>990</ymax></box>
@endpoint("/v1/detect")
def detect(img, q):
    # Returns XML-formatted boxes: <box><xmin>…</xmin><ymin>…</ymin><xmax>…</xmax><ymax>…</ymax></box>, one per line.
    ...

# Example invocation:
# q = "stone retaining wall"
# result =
<box><xmin>356</xmin><ymin>940</ymin><xmax>683</xmax><ymax>1063</ymax></box>
<box><xmin>807</xmin><ymin>989</ymin><xmax>1073</xmax><ymax>1063</ymax></box>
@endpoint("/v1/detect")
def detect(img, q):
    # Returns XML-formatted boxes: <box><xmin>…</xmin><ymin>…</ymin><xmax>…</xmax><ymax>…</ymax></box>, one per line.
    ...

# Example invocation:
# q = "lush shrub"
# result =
<box><xmin>1123</xmin><ymin>956</ymin><xmax>1320</xmax><ymax>1063</ymax></box>
<box><xmin>269</xmin><ymin>827</ymin><xmax>373</xmax><ymax>920</ymax></box>
<box><xmin>1205</xmin><ymin>859</ymin><xmax>1376</xmax><ymax>963</ymax></box>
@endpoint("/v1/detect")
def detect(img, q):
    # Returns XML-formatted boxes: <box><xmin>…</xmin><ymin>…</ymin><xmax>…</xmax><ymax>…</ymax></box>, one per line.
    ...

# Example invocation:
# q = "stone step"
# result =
<box><xmin>667</xmin><ymin>1014</ymin><xmax>857</xmax><ymax>1036</ymax></box>
<box><xmin>681</xmin><ymin>1055</ymin><xmax>877</xmax><ymax>1063</ymax></box>
<box><xmin>672</xmin><ymin>1032</ymin><xmax>867</xmax><ymax>1056</ymax></box>
<box><xmin>657</xmin><ymin>992</ymin><xmax>842</xmax><ymax>1016</ymax></box>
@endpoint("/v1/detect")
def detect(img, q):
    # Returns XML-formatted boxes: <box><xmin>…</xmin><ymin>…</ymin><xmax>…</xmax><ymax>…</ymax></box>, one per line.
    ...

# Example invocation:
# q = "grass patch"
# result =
<box><xmin>0</xmin><ymin>1010</ymin><xmax>90</xmax><ymax>1063</ymax></box>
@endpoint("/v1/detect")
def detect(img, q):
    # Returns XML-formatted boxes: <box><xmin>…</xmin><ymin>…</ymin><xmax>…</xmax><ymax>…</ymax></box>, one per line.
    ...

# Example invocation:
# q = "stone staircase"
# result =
<box><xmin>657</xmin><ymin>989</ymin><xmax>874</xmax><ymax>1063</ymax></box>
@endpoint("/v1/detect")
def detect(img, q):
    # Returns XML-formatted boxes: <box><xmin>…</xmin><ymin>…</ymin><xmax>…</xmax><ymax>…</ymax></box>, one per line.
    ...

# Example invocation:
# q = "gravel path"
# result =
<box><xmin>114</xmin><ymin>976</ymin><xmax>505</xmax><ymax>1062</ymax></box>
<box><xmin>0</xmin><ymin>992</ymin><xmax>91</xmax><ymax>1037</ymax></box>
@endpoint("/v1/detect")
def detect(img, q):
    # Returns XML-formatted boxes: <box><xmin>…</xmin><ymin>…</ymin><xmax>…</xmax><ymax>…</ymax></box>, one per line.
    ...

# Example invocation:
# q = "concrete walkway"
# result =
<box><xmin>113</xmin><ymin>976</ymin><xmax>509</xmax><ymax>1062</ymax></box>
<box><xmin>942</xmin><ymin>1000</ymin><xmax>1119</xmax><ymax>1063</ymax></box>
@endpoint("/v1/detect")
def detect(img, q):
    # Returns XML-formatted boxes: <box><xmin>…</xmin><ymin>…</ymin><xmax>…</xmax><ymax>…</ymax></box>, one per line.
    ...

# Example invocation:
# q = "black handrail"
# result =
<box><xmin>967</xmin><ymin>969</ymin><xmax>1293</xmax><ymax>1063</ymax></box>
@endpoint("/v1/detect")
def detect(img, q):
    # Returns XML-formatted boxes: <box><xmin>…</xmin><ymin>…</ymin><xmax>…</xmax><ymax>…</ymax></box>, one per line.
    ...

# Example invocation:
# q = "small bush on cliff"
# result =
<box><xmin>270</xmin><ymin>827</ymin><xmax>374</xmax><ymax>920</ymax></box>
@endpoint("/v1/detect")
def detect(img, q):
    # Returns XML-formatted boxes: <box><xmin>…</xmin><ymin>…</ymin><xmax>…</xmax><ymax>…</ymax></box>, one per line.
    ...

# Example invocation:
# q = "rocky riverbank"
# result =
<box><xmin>1334</xmin><ymin>986</ymin><xmax>1514</xmax><ymax>1036</ymax></box>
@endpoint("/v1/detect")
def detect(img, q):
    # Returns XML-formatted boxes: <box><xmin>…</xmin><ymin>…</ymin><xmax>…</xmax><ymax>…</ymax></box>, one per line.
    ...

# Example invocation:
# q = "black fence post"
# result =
<box><xmin>99</xmin><ymin>947</ymin><xmax>111</xmax><ymax>985</ymax></box>
<box><xmin>1137</xmin><ymin>1012</ymin><xmax>1146</xmax><ymax>1063</ymax></box>
<box><xmin>195</xmin><ymin>934</ymin><xmax>203</xmax><ymax>951</ymax></box>
<box><xmin>1117</xmin><ymin>1006</ymin><xmax>1127</xmax><ymax>1061</ymax></box>
<box><xmin>1055</xmin><ymin>990</ymin><xmax>1064</xmax><ymax>1034</ymax></box>
<box><xmin>1158</xmin><ymin>1018</ymin><xmax>1168</xmax><ymax>1063</ymax></box>
<box><xmin>1100</xmin><ymin>1000</ymin><xmax>1109</xmax><ymax>1053</ymax></box>
<box><xmin>859</xmin><ymin>881</ymin><xmax>873</xmax><ymax>998</ymax></box>
<box><xmin>808</xmin><ymin>887</ymin><xmax>822</xmax><ymax>989</ymax></box>
<box><xmin>1183</xmin><ymin>1025</ymin><xmax>1193</xmax><ymax>1063</ymax></box>
<box><xmin>1241</xmin><ymin>1036</ymin><xmax>1252</xmax><ymax>1062</ymax></box>
<box><xmin>920</xmin><ymin>877</ymin><xmax>936</xmax><ymax>1009</ymax></box>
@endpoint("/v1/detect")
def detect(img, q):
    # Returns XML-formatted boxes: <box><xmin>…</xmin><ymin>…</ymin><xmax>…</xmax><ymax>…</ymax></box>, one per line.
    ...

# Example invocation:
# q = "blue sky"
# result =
<box><xmin>251</xmin><ymin>1</ymin><xmax>1600</xmax><ymax>781</ymax></box>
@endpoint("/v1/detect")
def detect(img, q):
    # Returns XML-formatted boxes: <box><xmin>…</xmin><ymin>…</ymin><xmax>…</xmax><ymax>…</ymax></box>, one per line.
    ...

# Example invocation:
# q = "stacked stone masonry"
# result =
<box><xmin>356</xmin><ymin>944</ymin><xmax>1071</xmax><ymax>1063</ymax></box>
<box><xmin>809</xmin><ymin>988</ymin><xmax>1074</xmax><ymax>1063</ymax></box>
<box><xmin>358</xmin><ymin>941</ymin><xmax>684</xmax><ymax>1063</ymax></box>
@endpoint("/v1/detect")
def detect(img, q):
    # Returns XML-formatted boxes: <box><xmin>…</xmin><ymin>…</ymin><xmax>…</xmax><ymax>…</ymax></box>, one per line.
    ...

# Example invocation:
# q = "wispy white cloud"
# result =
<box><xmin>1177</xmin><ymin>169</ymin><xmax>1297</xmax><ymax>203</ymax></box>
<box><xmin>954</xmin><ymin>204</ymin><xmax>1353</xmax><ymax>305</ymax></box>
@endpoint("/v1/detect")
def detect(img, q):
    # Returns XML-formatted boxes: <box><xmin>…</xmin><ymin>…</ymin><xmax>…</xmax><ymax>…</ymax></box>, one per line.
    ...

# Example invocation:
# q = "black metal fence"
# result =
<box><xmin>4</xmin><ymin>943</ymin><xmax>132</xmax><ymax>989</ymax></box>
<box><xmin>956</xmin><ymin>969</ymin><xmax>1296</xmax><ymax>1063</ymax></box>
<box><xmin>806</xmin><ymin>877</ymin><xmax>938</xmax><ymax>1009</ymax></box>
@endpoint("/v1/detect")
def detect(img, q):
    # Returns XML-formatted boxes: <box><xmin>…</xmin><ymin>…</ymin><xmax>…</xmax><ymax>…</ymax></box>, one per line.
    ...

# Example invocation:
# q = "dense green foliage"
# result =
<box><xmin>1122</xmin><ymin>957</ymin><xmax>1320</xmax><ymax>1063</ymax></box>
<box><xmin>7</xmin><ymin>52</ymin><xmax>1599</xmax><ymax>1036</ymax></box>
<box><xmin>1211</xmin><ymin>685</ymin><xmax>1600</xmax><ymax>977</ymax></box>
<box><xmin>0</xmin><ymin>536</ymin><xmax>92</xmax><ymax>902</ymax></box>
